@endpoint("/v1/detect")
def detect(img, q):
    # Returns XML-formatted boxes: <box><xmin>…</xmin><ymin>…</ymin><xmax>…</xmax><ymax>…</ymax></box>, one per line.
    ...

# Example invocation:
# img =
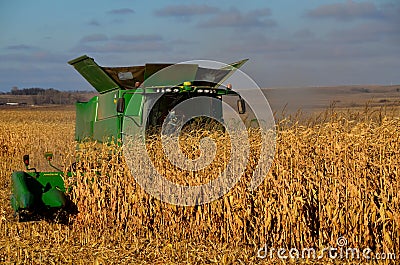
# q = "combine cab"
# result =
<box><xmin>10</xmin><ymin>55</ymin><xmax>248</xmax><ymax>217</ymax></box>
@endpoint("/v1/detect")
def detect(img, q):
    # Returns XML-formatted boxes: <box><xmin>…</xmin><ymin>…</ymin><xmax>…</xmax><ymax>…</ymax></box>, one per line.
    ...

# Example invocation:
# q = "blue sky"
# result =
<box><xmin>0</xmin><ymin>0</ymin><xmax>399</xmax><ymax>92</ymax></box>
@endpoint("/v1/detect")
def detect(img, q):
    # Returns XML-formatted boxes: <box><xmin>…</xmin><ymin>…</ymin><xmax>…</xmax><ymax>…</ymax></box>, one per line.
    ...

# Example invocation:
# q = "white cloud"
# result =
<box><xmin>155</xmin><ymin>4</ymin><xmax>219</xmax><ymax>18</ymax></box>
<box><xmin>306</xmin><ymin>1</ymin><xmax>383</xmax><ymax>21</ymax></box>
<box><xmin>198</xmin><ymin>7</ymin><xmax>276</xmax><ymax>28</ymax></box>
<box><xmin>107</xmin><ymin>8</ymin><xmax>135</xmax><ymax>15</ymax></box>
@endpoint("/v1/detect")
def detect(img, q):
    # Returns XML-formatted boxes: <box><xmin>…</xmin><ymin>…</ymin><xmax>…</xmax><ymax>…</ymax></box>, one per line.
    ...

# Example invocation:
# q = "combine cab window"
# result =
<box><xmin>145</xmin><ymin>93</ymin><xmax>223</xmax><ymax>134</ymax></box>
<box><xmin>147</xmin><ymin>94</ymin><xmax>187</xmax><ymax>128</ymax></box>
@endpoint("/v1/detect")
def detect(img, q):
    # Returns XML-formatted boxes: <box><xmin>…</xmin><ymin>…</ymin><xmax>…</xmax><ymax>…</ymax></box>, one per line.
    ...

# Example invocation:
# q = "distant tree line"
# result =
<box><xmin>10</xmin><ymin>87</ymin><xmax>47</xmax><ymax>95</ymax></box>
<box><xmin>3</xmin><ymin>87</ymin><xmax>96</xmax><ymax>105</ymax></box>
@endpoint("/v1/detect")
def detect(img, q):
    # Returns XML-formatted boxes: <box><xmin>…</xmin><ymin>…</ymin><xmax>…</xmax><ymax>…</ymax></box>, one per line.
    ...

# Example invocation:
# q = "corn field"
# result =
<box><xmin>0</xmin><ymin>107</ymin><xmax>399</xmax><ymax>264</ymax></box>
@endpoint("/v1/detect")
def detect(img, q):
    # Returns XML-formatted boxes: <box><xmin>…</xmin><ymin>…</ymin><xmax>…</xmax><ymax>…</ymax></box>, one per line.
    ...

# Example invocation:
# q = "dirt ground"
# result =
<box><xmin>264</xmin><ymin>84</ymin><xmax>400</xmax><ymax>114</ymax></box>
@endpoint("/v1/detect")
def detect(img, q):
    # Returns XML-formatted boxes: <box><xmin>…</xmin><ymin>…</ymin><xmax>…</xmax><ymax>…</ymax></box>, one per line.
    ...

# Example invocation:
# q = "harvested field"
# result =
<box><xmin>0</xmin><ymin>100</ymin><xmax>399</xmax><ymax>264</ymax></box>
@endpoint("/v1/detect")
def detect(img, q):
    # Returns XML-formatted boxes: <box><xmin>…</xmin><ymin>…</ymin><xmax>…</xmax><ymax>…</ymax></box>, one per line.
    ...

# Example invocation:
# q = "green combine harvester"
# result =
<box><xmin>10</xmin><ymin>55</ymin><xmax>248</xmax><ymax>217</ymax></box>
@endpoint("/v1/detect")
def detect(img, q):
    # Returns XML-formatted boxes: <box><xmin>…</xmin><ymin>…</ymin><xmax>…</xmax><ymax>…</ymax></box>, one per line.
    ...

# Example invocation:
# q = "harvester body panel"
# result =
<box><xmin>75</xmin><ymin>96</ymin><xmax>98</xmax><ymax>141</ymax></box>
